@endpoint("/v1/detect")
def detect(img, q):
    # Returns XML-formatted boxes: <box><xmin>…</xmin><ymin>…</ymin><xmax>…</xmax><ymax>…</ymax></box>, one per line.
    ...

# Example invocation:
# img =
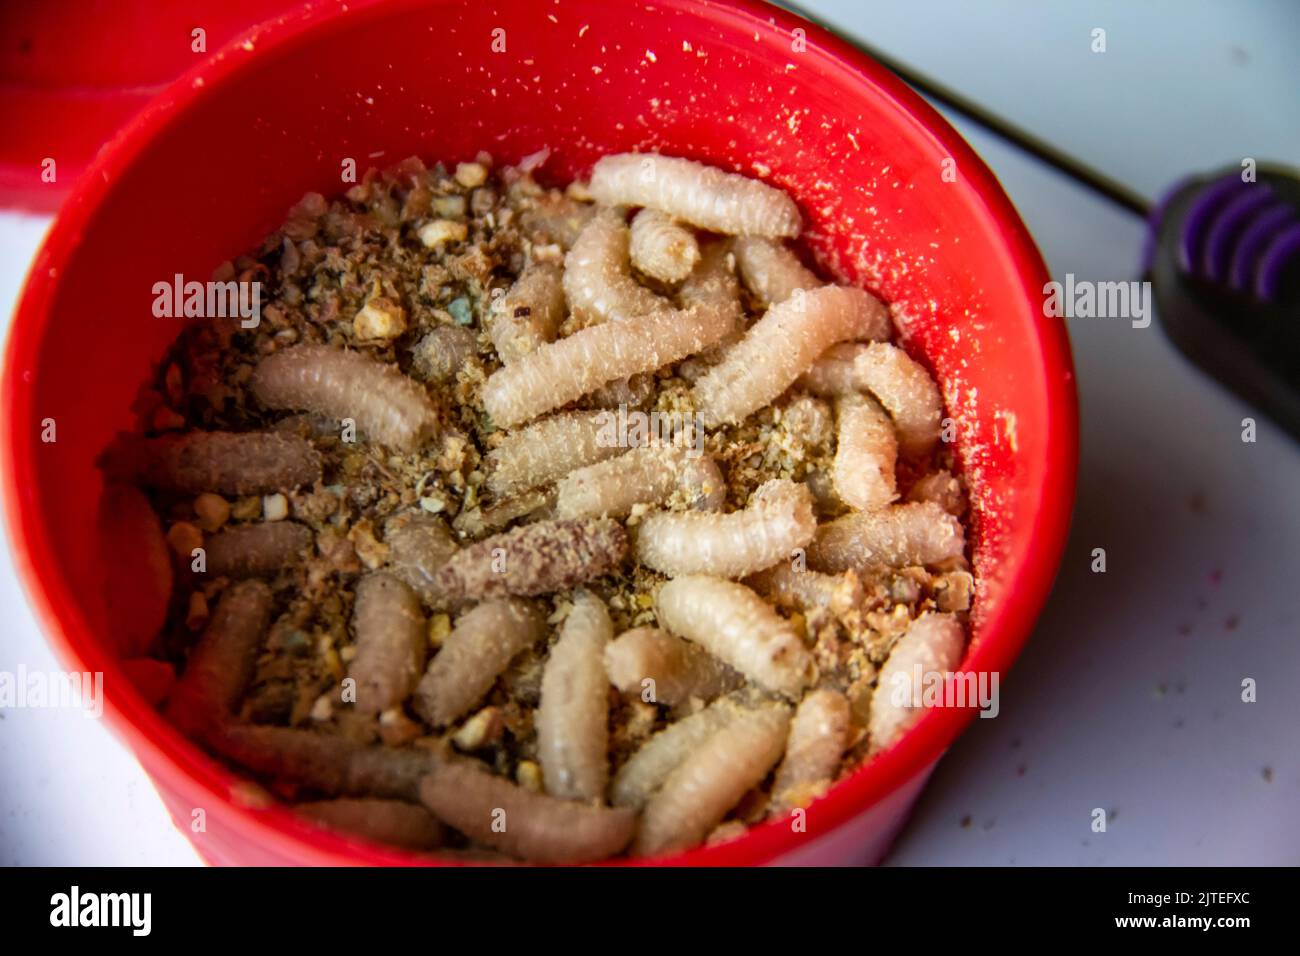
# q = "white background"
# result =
<box><xmin>1</xmin><ymin>0</ymin><xmax>1297</xmax><ymax>865</ymax></box>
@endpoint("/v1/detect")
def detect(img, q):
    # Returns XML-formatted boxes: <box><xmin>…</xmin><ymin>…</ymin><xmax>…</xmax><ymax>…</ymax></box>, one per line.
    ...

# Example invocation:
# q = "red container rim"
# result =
<box><xmin>2</xmin><ymin>0</ymin><xmax>1077</xmax><ymax>866</ymax></box>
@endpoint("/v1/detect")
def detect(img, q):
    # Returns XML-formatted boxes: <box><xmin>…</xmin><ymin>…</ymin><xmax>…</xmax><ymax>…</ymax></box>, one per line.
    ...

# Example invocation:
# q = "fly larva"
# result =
<box><xmin>272</xmin><ymin>411</ymin><xmax>365</xmax><ymax>442</ymax></box>
<box><xmin>670</xmin><ymin>240</ymin><xmax>743</xmax><ymax>382</ymax></box>
<box><xmin>677</xmin><ymin>238</ymin><xmax>744</xmax><ymax>331</ymax></box>
<box><xmin>604</xmin><ymin>627</ymin><xmax>742</xmax><ymax>709</ymax></box>
<box><xmin>629</xmin><ymin>207</ymin><xmax>700</xmax><ymax>283</ymax></box>
<box><xmin>537</xmin><ymin>592</ymin><xmax>613</xmax><ymax>802</ymax></box>
<box><xmin>411</xmin><ymin>325</ymin><xmax>479</xmax><ymax>383</ymax></box>
<box><xmin>518</xmin><ymin>192</ymin><xmax>596</xmax><ymax>249</ymax></box>
<box><xmin>555</xmin><ymin>443</ymin><xmax>724</xmax><ymax>520</ymax></box>
<box><xmin>634</xmin><ymin>703</ymin><xmax>791</xmax><ymax>857</ymax></box>
<box><xmin>588</xmin><ymin>153</ymin><xmax>801</xmax><ymax>238</ymax></box>
<box><xmin>251</xmin><ymin>344</ymin><xmax>440</xmax><ymax>453</ymax></box>
<box><xmin>413</xmin><ymin>599</ymin><xmax>546</xmax><ymax>727</ymax></box>
<box><xmin>204</xmin><ymin>521</ymin><xmax>313</xmax><ymax>579</ymax></box>
<box><xmin>654</xmin><ymin>575</ymin><xmax>814</xmax><ymax>698</ymax></box>
<box><xmin>345</xmin><ymin>740</ymin><xmax>447</xmax><ymax>800</ymax></box>
<box><xmin>778</xmin><ymin>393</ymin><xmax>836</xmax><ymax>448</ymax></box>
<box><xmin>563</xmin><ymin>208</ymin><xmax>670</xmax><ymax>324</ymax></box>
<box><xmin>692</xmin><ymin>286</ymin><xmax>890</xmax><ymax>427</ymax></box>
<box><xmin>383</xmin><ymin>512</ymin><xmax>458</xmax><ymax>608</ymax></box>
<box><xmin>98</xmin><ymin>483</ymin><xmax>173</xmax><ymax>658</ymax></box>
<box><xmin>418</xmin><ymin>760</ymin><xmax>637</xmax><ymax>864</ymax></box>
<box><xmin>485</xmin><ymin>410</ymin><xmax>627</xmax><ymax>497</ymax></box>
<box><xmin>806</xmin><ymin>501</ymin><xmax>965</xmax><ymax>572</ymax></box>
<box><xmin>482</xmin><ymin>304</ymin><xmax>732</xmax><ymax>428</ymax></box>
<box><xmin>672</xmin><ymin>454</ymin><xmax>726</xmax><ymax>515</ymax></box>
<box><xmin>869</xmin><ymin>612</ymin><xmax>966</xmax><ymax>752</ymax></box>
<box><xmin>588</xmin><ymin>373</ymin><xmax>657</xmax><ymax>410</ymax></box>
<box><xmin>770</xmin><ymin>689</ymin><xmax>850</xmax><ymax>812</ymax></box>
<box><xmin>296</xmin><ymin>798</ymin><xmax>446</xmax><ymax>851</ymax></box>
<box><xmin>610</xmin><ymin>698</ymin><xmax>738</xmax><ymax>809</ymax></box>
<box><xmin>349</xmin><ymin>572</ymin><xmax>428</xmax><ymax>716</ymax></box>
<box><xmin>635</xmin><ymin>478</ymin><xmax>816</xmax><ymax>579</ymax></box>
<box><xmin>803</xmin><ymin>468</ymin><xmax>845</xmax><ymax>517</ymax></box>
<box><xmin>432</xmin><ymin>518</ymin><xmax>627</xmax><ymax>601</ymax></box>
<box><xmin>832</xmin><ymin>393</ymin><xmax>898</xmax><ymax>511</ymax></box>
<box><xmin>747</xmin><ymin>563</ymin><xmax>863</xmax><ymax>618</ymax></box>
<box><xmin>208</xmin><ymin>724</ymin><xmax>440</xmax><ymax>801</ymax></box>
<box><xmin>107</xmin><ymin>430</ymin><xmax>322</xmax><ymax>496</ymax></box>
<box><xmin>452</xmin><ymin>488</ymin><xmax>554</xmax><ymax>539</ymax></box>
<box><xmin>907</xmin><ymin>469</ymin><xmax>967</xmax><ymax>516</ymax></box>
<box><xmin>489</xmin><ymin>262</ymin><xmax>566</xmax><ymax>362</ymax></box>
<box><xmin>732</xmin><ymin>235</ymin><xmax>821</xmax><ymax>307</ymax></box>
<box><xmin>799</xmin><ymin>342</ymin><xmax>942</xmax><ymax>457</ymax></box>
<box><xmin>165</xmin><ymin>580</ymin><xmax>273</xmax><ymax>739</ymax></box>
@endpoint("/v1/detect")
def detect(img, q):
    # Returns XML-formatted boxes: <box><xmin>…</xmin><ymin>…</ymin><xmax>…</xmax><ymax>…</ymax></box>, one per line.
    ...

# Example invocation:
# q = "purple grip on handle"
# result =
<box><xmin>1171</xmin><ymin>171</ymin><xmax>1298</xmax><ymax>303</ymax></box>
<box><xmin>1256</xmin><ymin>224</ymin><xmax>1300</xmax><ymax>301</ymax></box>
<box><xmin>1230</xmin><ymin>203</ymin><xmax>1298</xmax><ymax>292</ymax></box>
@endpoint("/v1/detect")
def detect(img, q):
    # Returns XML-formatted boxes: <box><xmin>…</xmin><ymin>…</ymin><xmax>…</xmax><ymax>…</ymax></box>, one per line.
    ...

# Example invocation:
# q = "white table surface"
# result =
<box><xmin>1</xmin><ymin>0</ymin><xmax>1297</xmax><ymax>866</ymax></box>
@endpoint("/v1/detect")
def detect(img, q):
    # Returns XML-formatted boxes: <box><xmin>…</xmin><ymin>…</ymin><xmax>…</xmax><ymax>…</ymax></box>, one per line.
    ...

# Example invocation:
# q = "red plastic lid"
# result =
<box><xmin>0</xmin><ymin>0</ymin><xmax>304</xmax><ymax>211</ymax></box>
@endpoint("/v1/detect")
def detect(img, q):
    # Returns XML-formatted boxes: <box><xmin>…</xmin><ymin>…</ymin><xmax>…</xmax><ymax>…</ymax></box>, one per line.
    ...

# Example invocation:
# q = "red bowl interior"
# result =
<box><xmin>1</xmin><ymin>0</ymin><xmax>1076</xmax><ymax>865</ymax></box>
<box><xmin>0</xmin><ymin>0</ymin><xmax>308</xmax><ymax>211</ymax></box>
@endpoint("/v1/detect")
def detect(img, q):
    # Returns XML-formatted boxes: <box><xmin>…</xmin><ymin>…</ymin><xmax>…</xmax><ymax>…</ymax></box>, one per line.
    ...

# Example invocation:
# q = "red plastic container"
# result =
<box><xmin>1</xmin><ymin>0</ymin><xmax>1076</xmax><ymax>865</ymax></box>
<box><xmin>0</xmin><ymin>0</ymin><xmax>307</xmax><ymax>210</ymax></box>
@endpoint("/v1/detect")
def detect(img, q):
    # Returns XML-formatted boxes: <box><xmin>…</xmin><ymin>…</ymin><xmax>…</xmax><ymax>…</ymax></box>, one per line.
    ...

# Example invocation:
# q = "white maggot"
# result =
<box><xmin>800</xmin><ymin>341</ymin><xmax>943</xmax><ymax>457</ymax></box>
<box><xmin>555</xmin><ymin>442</ymin><xmax>725</xmax><ymax>520</ymax></box>
<box><xmin>693</xmin><ymin>286</ymin><xmax>890</xmax><ymax>427</ymax></box>
<box><xmin>629</xmin><ymin>207</ymin><xmax>700</xmax><ymax>283</ymax></box>
<box><xmin>831</xmin><ymin>393</ymin><xmax>898</xmax><ymax>511</ymax></box>
<box><xmin>806</xmin><ymin>502</ymin><xmax>965</xmax><ymax>571</ymax></box>
<box><xmin>868</xmin><ymin>612</ymin><xmax>966</xmax><ymax>751</ymax></box>
<box><xmin>563</xmin><ymin>208</ymin><xmax>669</xmax><ymax>324</ymax></box>
<box><xmin>537</xmin><ymin>592</ymin><xmax>614</xmax><ymax>802</ymax></box>
<box><xmin>489</xmin><ymin>262</ymin><xmax>566</xmax><ymax>362</ymax></box>
<box><xmin>635</xmin><ymin>478</ymin><xmax>816</xmax><ymax>579</ymax></box>
<box><xmin>589</xmin><ymin>153</ymin><xmax>800</xmax><ymax>238</ymax></box>
<box><xmin>770</xmin><ymin>689</ymin><xmax>851</xmax><ymax>812</ymax></box>
<box><xmin>485</xmin><ymin>410</ymin><xmax>628</xmax><ymax>497</ymax></box>
<box><xmin>732</xmin><ymin>235</ymin><xmax>820</xmax><ymax>307</ymax></box>
<box><xmin>482</xmin><ymin>304</ymin><xmax>733</xmax><ymax>428</ymax></box>
<box><xmin>655</xmin><ymin>575</ymin><xmax>814</xmax><ymax>698</ymax></box>
<box><xmin>634</xmin><ymin>703</ymin><xmax>791</xmax><ymax>856</ymax></box>
<box><xmin>251</xmin><ymin>344</ymin><xmax>439</xmax><ymax>452</ymax></box>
